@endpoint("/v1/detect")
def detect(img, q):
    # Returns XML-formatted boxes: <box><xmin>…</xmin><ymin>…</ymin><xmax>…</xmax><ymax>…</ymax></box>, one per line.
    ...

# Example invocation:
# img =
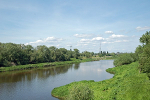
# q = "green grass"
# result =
<box><xmin>0</xmin><ymin>57</ymin><xmax>101</xmax><ymax>72</ymax></box>
<box><xmin>51</xmin><ymin>62</ymin><xmax>150</xmax><ymax>100</ymax></box>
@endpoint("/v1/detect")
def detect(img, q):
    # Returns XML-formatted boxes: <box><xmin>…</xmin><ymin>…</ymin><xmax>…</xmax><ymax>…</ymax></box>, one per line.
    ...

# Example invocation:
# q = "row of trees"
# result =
<box><xmin>0</xmin><ymin>43</ymin><xmax>79</xmax><ymax>67</ymax></box>
<box><xmin>0</xmin><ymin>43</ymin><xmax>98</xmax><ymax>67</ymax></box>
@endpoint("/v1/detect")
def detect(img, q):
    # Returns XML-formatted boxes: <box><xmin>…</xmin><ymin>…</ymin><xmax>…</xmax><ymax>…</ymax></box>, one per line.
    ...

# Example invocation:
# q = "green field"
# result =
<box><xmin>51</xmin><ymin>62</ymin><xmax>150</xmax><ymax>100</ymax></box>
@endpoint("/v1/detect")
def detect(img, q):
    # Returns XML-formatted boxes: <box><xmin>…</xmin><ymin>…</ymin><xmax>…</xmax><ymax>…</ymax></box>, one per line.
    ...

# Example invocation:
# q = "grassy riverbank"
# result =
<box><xmin>0</xmin><ymin>57</ymin><xmax>100</xmax><ymax>72</ymax></box>
<box><xmin>51</xmin><ymin>62</ymin><xmax>150</xmax><ymax>100</ymax></box>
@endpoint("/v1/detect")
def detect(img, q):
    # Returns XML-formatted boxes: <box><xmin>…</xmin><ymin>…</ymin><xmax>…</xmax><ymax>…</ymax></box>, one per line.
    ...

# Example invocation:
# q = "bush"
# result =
<box><xmin>113</xmin><ymin>53</ymin><xmax>137</xmax><ymax>67</ymax></box>
<box><xmin>67</xmin><ymin>83</ymin><xmax>94</xmax><ymax>100</ymax></box>
<box><xmin>3</xmin><ymin>60</ymin><xmax>12</xmax><ymax>67</ymax></box>
<box><xmin>138</xmin><ymin>44</ymin><xmax>150</xmax><ymax>73</ymax></box>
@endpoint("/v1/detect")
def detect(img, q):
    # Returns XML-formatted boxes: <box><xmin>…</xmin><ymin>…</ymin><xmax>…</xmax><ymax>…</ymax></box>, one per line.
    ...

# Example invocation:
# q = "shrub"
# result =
<box><xmin>113</xmin><ymin>53</ymin><xmax>137</xmax><ymax>67</ymax></box>
<box><xmin>3</xmin><ymin>60</ymin><xmax>12</xmax><ymax>67</ymax></box>
<box><xmin>138</xmin><ymin>44</ymin><xmax>150</xmax><ymax>73</ymax></box>
<box><xmin>67</xmin><ymin>83</ymin><xmax>94</xmax><ymax>100</ymax></box>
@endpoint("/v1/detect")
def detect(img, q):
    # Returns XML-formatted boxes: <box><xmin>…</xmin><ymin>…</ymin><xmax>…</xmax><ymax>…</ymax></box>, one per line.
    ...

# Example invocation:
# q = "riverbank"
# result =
<box><xmin>0</xmin><ymin>57</ymin><xmax>101</xmax><ymax>72</ymax></box>
<box><xmin>51</xmin><ymin>62</ymin><xmax>150</xmax><ymax>100</ymax></box>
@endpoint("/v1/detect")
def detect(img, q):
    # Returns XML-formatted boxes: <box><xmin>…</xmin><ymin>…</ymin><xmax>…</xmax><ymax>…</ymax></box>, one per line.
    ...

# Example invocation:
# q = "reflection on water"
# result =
<box><xmin>0</xmin><ymin>64</ymin><xmax>80</xmax><ymax>84</ymax></box>
<box><xmin>0</xmin><ymin>60</ymin><xmax>114</xmax><ymax>100</ymax></box>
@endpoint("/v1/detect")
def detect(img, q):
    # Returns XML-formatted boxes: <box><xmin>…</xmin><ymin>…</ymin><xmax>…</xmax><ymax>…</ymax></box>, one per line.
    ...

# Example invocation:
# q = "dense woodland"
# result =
<box><xmin>114</xmin><ymin>31</ymin><xmax>150</xmax><ymax>77</ymax></box>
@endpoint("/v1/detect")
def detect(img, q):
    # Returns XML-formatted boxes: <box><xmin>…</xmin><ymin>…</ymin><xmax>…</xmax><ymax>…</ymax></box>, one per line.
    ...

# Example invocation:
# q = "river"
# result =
<box><xmin>0</xmin><ymin>60</ymin><xmax>114</xmax><ymax>100</ymax></box>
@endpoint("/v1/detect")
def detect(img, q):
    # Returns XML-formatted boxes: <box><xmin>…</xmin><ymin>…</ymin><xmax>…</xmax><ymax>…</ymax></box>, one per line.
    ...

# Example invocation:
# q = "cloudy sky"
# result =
<box><xmin>0</xmin><ymin>0</ymin><xmax>150</xmax><ymax>53</ymax></box>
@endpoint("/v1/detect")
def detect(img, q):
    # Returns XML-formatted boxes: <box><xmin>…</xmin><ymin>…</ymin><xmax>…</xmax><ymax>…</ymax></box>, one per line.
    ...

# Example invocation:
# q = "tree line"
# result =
<box><xmin>0</xmin><ymin>43</ymin><xmax>97</xmax><ymax>67</ymax></box>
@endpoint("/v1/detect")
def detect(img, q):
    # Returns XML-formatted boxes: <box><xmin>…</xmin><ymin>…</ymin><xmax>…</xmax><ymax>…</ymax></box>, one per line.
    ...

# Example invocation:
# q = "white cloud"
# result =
<box><xmin>105</xmin><ymin>31</ymin><xmax>113</xmax><ymax>34</ymax></box>
<box><xmin>45</xmin><ymin>37</ymin><xmax>63</xmax><ymax>42</ymax></box>
<box><xmin>74</xmin><ymin>34</ymin><xmax>93</xmax><ymax>38</ymax></box>
<box><xmin>123</xmin><ymin>40</ymin><xmax>129</xmax><ymax>42</ymax></box>
<box><xmin>115</xmin><ymin>40</ymin><xmax>121</xmax><ymax>42</ymax></box>
<box><xmin>76</xmin><ymin>39</ymin><xmax>91</xmax><ymax>46</ymax></box>
<box><xmin>114</xmin><ymin>40</ymin><xmax>129</xmax><ymax>43</ymax></box>
<box><xmin>83</xmin><ymin>44</ymin><xmax>88</xmax><ymax>45</ymax></box>
<box><xmin>25</xmin><ymin>37</ymin><xmax>63</xmax><ymax>46</ymax></box>
<box><xmin>45</xmin><ymin>37</ymin><xmax>56</xmax><ymax>41</ymax></box>
<box><xmin>110</xmin><ymin>34</ymin><xmax>126</xmax><ymax>38</ymax></box>
<box><xmin>136</xmin><ymin>26</ymin><xmax>150</xmax><ymax>31</ymax></box>
<box><xmin>101</xmin><ymin>34</ymin><xmax>128</xmax><ymax>44</ymax></box>
<box><xmin>92</xmin><ymin>37</ymin><xmax>104</xmax><ymax>41</ymax></box>
<box><xmin>67</xmin><ymin>45</ymin><xmax>71</xmax><ymax>47</ymax></box>
<box><xmin>78</xmin><ymin>37</ymin><xmax>104</xmax><ymax>44</ymax></box>
<box><xmin>80</xmin><ymin>39</ymin><xmax>90</xmax><ymax>42</ymax></box>
<box><xmin>102</xmin><ymin>41</ymin><xmax>114</xmax><ymax>44</ymax></box>
<box><xmin>76</xmin><ymin>36</ymin><xmax>105</xmax><ymax>47</ymax></box>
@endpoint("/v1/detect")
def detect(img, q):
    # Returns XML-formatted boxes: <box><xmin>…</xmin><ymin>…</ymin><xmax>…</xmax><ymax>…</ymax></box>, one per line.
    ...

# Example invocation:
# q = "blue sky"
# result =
<box><xmin>0</xmin><ymin>0</ymin><xmax>150</xmax><ymax>53</ymax></box>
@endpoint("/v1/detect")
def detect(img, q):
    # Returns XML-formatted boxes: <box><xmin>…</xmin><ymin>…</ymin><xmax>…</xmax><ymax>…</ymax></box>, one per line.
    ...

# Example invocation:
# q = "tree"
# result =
<box><xmin>0</xmin><ymin>43</ymin><xmax>29</xmax><ymax>66</ymax></box>
<box><xmin>73</xmin><ymin>49</ymin><xmax>80</xmax><ymax>59</ymax></box>
<box><xmin>102</xmin><ymin>51</ymin><xmax>106</xmax><ymax>56</ymax></box>
<box><xmin>140</xmin><ymin>31</ymin><xmax>150</xmax><ymax>45</ymax></box>
<box><xmin>82</xmin><ymin>51</ymin><xmax>92</xmax><ymax>58</ymax></box>
<box><xmin>91</xmin><ymin>52</ymin><xmax>94</xmax><ymax>56</ymax></box>
<box><xmin>49</xmin><ymin>46</ymin><xmax>57</xmax><ymax>61</ymax></box>
<box><xmin>136</xmin><ymin>31</ymin><xmax>150</xmax><ymax>75</ymax></box>
<box><xmin>36</xmin><ymin>45</ymin><xmax>51</xmax><ymax>63</ymax></box>
<box><xmin>138</xmin><ymin>44</ymin><xmax>150</xmax><ymax>73</ymax></box>
<box><xmin>135</xmin><ymin>45</ymin><xmax>143</xmax><ymax>60</ymax></box>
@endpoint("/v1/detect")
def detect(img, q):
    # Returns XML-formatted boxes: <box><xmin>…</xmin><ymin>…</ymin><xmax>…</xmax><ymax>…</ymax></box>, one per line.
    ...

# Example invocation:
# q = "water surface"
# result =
<box><xmin>0</xmin><ymin>60</ymin><xmax>114</xmax><ymax>100</ymax></box>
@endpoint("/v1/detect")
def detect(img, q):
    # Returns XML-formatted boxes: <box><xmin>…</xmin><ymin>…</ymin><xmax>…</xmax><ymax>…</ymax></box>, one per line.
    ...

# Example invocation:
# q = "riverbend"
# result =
<box><xmin>0</xmin><ymin>60</ymin><xmax>114</xmax><ymax>100</ymax></box>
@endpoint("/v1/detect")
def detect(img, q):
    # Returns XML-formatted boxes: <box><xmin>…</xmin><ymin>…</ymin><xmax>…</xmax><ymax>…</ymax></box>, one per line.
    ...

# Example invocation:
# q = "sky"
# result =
<box><xmin>0</xmin><ymin>0</ymin><xmax>150</xmax><ymax>53</ymax></box>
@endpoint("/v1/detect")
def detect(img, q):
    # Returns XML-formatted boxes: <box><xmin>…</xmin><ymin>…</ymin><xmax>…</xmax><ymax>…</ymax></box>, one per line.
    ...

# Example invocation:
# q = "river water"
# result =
<box><xmin>0</xmin><ymin>60</ymin><xmax>114</xmax><ymax>100</ymax></box>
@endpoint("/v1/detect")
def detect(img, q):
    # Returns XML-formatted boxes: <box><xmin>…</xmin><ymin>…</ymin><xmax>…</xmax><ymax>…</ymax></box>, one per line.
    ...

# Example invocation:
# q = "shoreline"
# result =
<box><xmin>0</xmin><ymin>57</ymin><xmax>101</xmax><ymax>72</ymax></box>
<box><xmin>51</xmin><ymin>61</ymin><xmax>150</xmax><ymax>99</ymax></box>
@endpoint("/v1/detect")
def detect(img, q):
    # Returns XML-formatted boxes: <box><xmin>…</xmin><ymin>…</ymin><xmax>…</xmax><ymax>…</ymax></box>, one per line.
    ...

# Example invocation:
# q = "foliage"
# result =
<box><xmin>0</xmin><ymin>43</ymin><xmax>81</xmax><ymax>67</ymax></box>
<box><xmin>73</xmin><ymin>48</ymin><xmax>80</xmax><ymax>59</ymax></box>
<box><xmin>140</xmin><ymin>31</ymin><xmax>150</xmax><ymax>44</ymax></box>
<box><xmin>51</xmin><ymin>80</ymin><xmax>95</xmax><ymax>100</ymax></box>
<box><xmin>135</xmin><ymin>45</ymin><xmax>143</xmax><ymax>60</ymax></box>
<box><xmin>0</xmin><ymin>42</ymin><xmax>105</xmax><ymax>68</ymax></box>
<box><xmin>81</xmin><ymin>51</ymin><xmax>93</xmax><ymax>58</ymax></box>
<box><xmin>138</xmin><ymin>44</ymin><xmax>150</xmax><ymax>73</ymax></box>
<box><xmin>67</xmin><ymin>83</ymin><xmax>94</xmax><ymax>100</ymax></box>
<box><xmin>135</xmin><ymin>31</ymin><xmax>150</xmax><ymax>75</ymax></box>
<box><xmin>113</xmin><ymin>53</ymin><xmax>136</xmax><ymax>67</ymax></box>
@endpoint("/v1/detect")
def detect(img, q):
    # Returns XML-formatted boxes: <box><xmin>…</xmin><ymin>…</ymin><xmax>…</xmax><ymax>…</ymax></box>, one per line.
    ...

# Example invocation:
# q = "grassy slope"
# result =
<box><xmin>0</xmin><ymin>58</ymin><xmax>100</xmax><ymax>72</ymax></box>
<box><xmin>51</xmin><ymin>62</ymin><xmax>150</xmax><ymax>100</ymax></box>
